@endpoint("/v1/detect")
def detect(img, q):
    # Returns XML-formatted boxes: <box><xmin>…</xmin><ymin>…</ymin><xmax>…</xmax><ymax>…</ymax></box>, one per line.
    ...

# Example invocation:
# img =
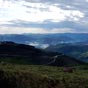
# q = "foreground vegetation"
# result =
<box><xmin>0</xmin><ymin>63</ymin><xmax>88</xmax><ymax>88</ymax></box>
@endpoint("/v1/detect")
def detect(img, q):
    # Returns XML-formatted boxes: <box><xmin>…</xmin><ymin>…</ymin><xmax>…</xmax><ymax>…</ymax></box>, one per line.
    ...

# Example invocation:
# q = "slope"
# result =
<box><xmin>0</xmin><ymin>41</ymin><xmax>84</xmax><ymax>66</ymax></box>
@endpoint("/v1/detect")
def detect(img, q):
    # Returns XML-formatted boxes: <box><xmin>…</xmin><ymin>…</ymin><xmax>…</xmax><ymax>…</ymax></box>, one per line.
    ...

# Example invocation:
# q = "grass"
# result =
<box><xmin>0</xmin><ymin>63</ymin><xmax>88</xmax><ymax>88</ymax></box>
<box><xmin>0</xmin><ymin>57</ymin><xmax>34</xmax><ymax>65</ymax></box>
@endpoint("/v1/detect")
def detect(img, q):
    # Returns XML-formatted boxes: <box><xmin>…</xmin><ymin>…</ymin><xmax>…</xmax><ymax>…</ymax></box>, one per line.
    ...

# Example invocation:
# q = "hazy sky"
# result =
<box><xmin>0</xmin><ymin>0</ymin><xmax>88</xmax><ymax>34</ymax></box>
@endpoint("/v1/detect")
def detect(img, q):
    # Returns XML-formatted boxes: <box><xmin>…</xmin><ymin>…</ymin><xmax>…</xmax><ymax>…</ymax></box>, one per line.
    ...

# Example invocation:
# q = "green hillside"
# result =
<box><xmin>0</xmin><ymin>42</ymin><xmax>87</xmax><ymax>88</ymax></box>
<box><xmin>0</xmin><ymin>64</ymin><xmax>88</xmax><ymax>88</ymax></box>
<box><xmin>46</xmin><ymin>44</ymin><xmax>88</xmax><ymax>62</ymax></box>
<box><xmin>0</xmin><ymin>41</ymin><xmax>83</xmax><ymax>66</ymax></box>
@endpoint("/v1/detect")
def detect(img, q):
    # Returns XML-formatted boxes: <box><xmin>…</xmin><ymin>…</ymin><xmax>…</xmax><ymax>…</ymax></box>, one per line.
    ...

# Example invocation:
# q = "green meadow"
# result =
<box><xmin>0</xmin><ymin>63</ymin><xmax>88</xmax><ymax>88</ymax></box>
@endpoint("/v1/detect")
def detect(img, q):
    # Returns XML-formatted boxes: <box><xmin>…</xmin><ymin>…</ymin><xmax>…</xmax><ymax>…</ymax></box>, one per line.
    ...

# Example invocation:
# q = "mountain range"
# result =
<box><xmin>0</xmin><ymin>41</ymin><xmax>84</xmax><ymax>66</ymax></box>
<box><xmin>0</xmin><ymin>33</ymin><xmax>88</xmax><ymax>48</ymax></box>
<box><xmin>0</xmin><ymin>33</ymin><xmax>88</xmax><ymax>63</ymax></box>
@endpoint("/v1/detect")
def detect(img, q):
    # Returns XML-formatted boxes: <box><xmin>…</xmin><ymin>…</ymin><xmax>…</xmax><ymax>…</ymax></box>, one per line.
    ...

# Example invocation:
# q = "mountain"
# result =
<box><xmin>0</xmin><ymin>41</ymin><xmax>84</xmax><ymax>66</ymax></box>
<box><xmin>1</xmin><ymin>33</ymin><xmax>88</xmax><ymax>48</ymax></box>
<box><xmin>46</xmin><ymin>44</ymin><xmax>88</xmax><ymax>62</ymax></box>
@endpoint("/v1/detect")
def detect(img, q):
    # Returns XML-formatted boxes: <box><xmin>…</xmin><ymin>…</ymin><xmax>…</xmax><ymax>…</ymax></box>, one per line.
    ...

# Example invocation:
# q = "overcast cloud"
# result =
<box><xmin>0</xmin><ymin>0</ymin><xmax>88</xmax><ymax>34</ymax></box>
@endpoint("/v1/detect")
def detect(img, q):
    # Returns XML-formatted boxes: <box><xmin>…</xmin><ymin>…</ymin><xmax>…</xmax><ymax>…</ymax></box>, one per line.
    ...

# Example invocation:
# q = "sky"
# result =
<box><xmin>0</xmin><ymin>0</ymin><xmax>88</xmax><ymax>34</ymax></box>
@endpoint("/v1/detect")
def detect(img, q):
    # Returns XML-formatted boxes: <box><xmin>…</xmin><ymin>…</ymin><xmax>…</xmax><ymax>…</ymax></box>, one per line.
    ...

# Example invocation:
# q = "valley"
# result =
<box><xmin>0</xmin><ymin>34</ymin><xmax>88</xmax><ymax>88</ymax></box>
<box><xmin>46</xmin><ymin>44</ymin><xmax>88</xmax><ymax>62</ymax></box>
<box><xmin>0</xmin><ymin>41</ymin><xmax>84</xmax><ymax>66</ymax></box>
<box><xmin>0</xmin><ymin>33</ymin><xmax>88</xmax><ymax>48</ymax></box>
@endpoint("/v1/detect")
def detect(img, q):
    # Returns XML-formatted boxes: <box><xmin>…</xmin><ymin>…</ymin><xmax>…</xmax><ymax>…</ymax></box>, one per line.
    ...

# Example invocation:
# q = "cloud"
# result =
<box><xmin>0</xmin><ymin>26</ymin><xmax>73</xmax><ymax>34</ymax></box>
<box><xmin>27</xmin><ymin>42</ymin><xmax>49</xmax><ymax>48</ymax></box>
<box><xmin>1</xmin><ymin>24</ymin><xmax>88</xmax><ymax>34</ymax></box>
<box><xmin>0</xmin><ymin>0</ymin><xmax>88</xmax><ymax>33</ymax></box>
<box><xmin>1</xmin><ymin>20</ymin><xmax>88</xmax><ymax>33</ymax></box>
<box><xmin>0</xmin><ymin>0</ymin><xmax>84</xmax><ymax>23</ymax></box>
